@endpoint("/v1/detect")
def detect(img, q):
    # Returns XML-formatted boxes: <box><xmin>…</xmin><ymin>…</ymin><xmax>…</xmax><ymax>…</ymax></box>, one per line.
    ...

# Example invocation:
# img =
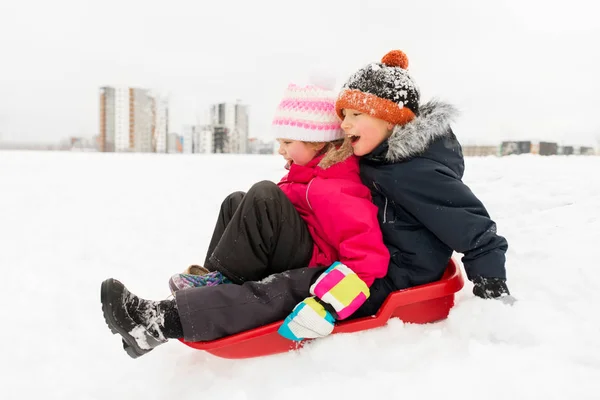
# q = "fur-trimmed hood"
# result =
<box><xmin>385</xmin><ymin>100</ymin><xmax>458</xmax><ymax>162</ymax></box>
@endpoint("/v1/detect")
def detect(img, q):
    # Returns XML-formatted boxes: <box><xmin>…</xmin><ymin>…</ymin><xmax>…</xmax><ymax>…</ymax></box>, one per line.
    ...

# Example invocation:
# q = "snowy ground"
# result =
<box><xmin>1</xmin><ymin>150</ymin><xmax>599</xmax><ymax>400</ymax></box>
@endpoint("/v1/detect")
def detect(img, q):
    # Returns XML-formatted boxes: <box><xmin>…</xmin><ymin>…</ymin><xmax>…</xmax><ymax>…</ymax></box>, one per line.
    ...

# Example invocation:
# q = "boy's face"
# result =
<box><xmin>277</xmin><ymin>139</ymin><xmax>320</xmax><ymax>169</ymax></box>
<box><xmin>341</xmin><ymin>109</ymin><xmax>394</xmax><ymax>156</ymax></box>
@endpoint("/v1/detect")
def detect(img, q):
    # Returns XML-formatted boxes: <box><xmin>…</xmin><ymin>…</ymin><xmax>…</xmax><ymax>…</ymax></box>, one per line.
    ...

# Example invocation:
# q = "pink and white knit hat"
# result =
<box><xmin>272</xmin><ymin>78</ymin><xmax>344</xmax><ymax>142</ymax></box>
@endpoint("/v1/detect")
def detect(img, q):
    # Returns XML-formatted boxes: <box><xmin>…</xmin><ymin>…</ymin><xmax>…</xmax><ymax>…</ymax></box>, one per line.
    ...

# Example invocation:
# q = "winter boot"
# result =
<box><xmin>168</xmin><ymin>266</ymin><xmax>231</xmax><ymax>295</ymax></box>
<box><xmin>101</xmin><ymin>278</ymin><xmax>183</xmax><ymax>359</ymax></box>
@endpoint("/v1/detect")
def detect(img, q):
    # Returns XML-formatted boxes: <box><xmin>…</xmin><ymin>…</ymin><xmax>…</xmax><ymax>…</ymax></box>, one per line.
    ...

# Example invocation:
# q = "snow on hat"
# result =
<box><xmin>272</xmin><ymin>75</ymin><xmax>344</xmax><ymax>142</ymax></box>
<box><xmin>335</xmin><ymin>50</ymin><xmax>420</xmax><ymax>126</ymax></box>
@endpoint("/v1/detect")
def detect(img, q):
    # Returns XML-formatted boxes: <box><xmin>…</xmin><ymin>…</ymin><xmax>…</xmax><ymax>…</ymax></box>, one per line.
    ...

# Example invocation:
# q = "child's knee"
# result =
<box><xmin>249</xmin><ymin>180</ymin><xmax>280</xmax><ymax>198</ymax></box>
<box><xmin>222</xmin><ymin>191</ymin><xmax>245</xmax><ymax>210</ymax></box>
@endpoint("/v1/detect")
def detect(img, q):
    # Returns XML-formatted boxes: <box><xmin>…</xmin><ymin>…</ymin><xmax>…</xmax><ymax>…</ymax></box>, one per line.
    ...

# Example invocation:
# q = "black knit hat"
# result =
<box><xmin>336</xmin><ymin>50</ymin><xmax>420</xmax><ymax>125</ymax></box>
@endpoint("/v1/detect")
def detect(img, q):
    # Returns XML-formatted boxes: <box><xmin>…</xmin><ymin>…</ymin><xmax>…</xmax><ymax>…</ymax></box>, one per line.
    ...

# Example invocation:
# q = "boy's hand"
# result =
<box><xmin>473</xmin><ymin>276</ymin><xmax>516</xmax><ymax>305</ymax></box>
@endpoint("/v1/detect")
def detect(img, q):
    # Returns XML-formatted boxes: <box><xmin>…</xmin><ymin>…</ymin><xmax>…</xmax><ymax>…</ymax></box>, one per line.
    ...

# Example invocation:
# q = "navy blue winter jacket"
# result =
<box><xmin>353</xmin><ymin>100</ymin><xmax>508</xmax><ymax>317</ymax></box>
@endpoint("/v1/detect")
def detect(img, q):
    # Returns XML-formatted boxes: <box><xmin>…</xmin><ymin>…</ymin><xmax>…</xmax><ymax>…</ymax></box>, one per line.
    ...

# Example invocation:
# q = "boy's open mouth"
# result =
<box><xmin>348</xmin><ymin>135</ymin><xmax>361</xmax><ymax>145</ymax></box>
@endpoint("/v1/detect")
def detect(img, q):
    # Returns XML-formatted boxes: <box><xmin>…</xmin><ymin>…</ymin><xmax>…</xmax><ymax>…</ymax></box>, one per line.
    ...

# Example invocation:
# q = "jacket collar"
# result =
<box><xmin>283</xmin><ymin>154</ymin><xmax>360</xmax><ymax>184</ymax></box>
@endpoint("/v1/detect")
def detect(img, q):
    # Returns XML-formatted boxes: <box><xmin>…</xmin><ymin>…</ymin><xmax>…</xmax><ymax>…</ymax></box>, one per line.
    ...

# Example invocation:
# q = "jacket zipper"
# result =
<box><xmin>373</xmin><ymin>182</ymin><xmax>388</xmax><ymax>223</ymax></box>
<box><xmin>383</xmin><ymin>197</ymin><xmax>389</xmax><ymax>224</ymax></box>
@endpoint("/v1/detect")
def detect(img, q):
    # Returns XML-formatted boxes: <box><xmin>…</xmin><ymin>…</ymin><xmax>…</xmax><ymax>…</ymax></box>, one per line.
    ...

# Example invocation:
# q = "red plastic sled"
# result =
<box><xmin>180</xmin><ymin>258</ymin><xmax>464</xmax><ymax>359</ymax></box>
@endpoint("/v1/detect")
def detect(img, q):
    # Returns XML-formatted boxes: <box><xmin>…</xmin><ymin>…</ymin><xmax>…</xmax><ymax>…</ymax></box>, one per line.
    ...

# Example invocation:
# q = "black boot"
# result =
<box><xmin>101</xmin><ymin>278</ymin><xmax>183</xmax><ymax>359</ymax></box>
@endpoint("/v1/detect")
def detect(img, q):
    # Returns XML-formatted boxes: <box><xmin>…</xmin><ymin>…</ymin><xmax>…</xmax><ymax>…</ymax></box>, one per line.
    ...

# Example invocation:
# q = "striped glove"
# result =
<box><xmin>310</xmin><ymin>261</ymin><xmax>370</xmax><ymax>320</ymax></box>
<box><xmin>277</xmin><ymin>297</ymin><xmax>335</xmax><ymax>341</ymax></box>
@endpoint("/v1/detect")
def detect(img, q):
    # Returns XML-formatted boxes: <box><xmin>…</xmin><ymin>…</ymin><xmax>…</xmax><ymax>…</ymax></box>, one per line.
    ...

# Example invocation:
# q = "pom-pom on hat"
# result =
<box><xmin>272</xmin><ymin>74</ymin><xmax>344</xmax><ymax>142</ymax></box>
<box><xmin>335</xmin><ymin>50</ymin><xmax>420</xmax><ymax>126</ymax></box>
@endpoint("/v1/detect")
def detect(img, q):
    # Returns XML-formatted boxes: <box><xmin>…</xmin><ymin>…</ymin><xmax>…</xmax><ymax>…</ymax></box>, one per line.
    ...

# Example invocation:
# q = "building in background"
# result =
<box><xmin>99</xmin><ymin>86</ymin><xmax>167</xmax><ymax>153</ymax></box>
<box><xmin>580</xmin><ymin>146</ymin><xmax>595</xmax><ymax>155</ymax></box>
<box><xmin>537</xmin><ymin>142</ymin><xmax>559</xmax><ymax>156</ymax></box>
<box><xmin>182</xmin><ymin>125</ymin><xmax>195</xmax><ymax>154</ymax></box>
<box><xmin>461</xmin><ymin>145</ymin><xmax>498</xmax><ymax>157</ymax></box>
<box><xmin>181</xmin><ymin>123</ymin><xmax>250</xmax><ymax>154</ymax></box>
<box><xmin>154</xmin><ymin>97</ymin><xmax>169</xmax><ymax>153</ymax></box>
<box><xmin>181</xmin><ymin>124</ymin><xmax>216</xmax><ymax>154</ymax></box>
<box><xmin>209</xmin><ymin>100</ymin><xmax>249</xmax><ymax>153</ymax></box>
<box><xmin>500</xmin><ymin>141</ymin><xmax>532</xmax><ymax>156</ymax></box>
<box><xmin>212</xmin><ymin>125</ymin><xmax>229</xmax><ymax>153</ymax></box>
<box><xmin>130</xmin><ymin>88</ymin><xmax>154</xmax><ymax>152</ymax></box>
<box><xmin>99</xmin><ymin>87</ymin><xmax>116</xmax><ymax>152</ymax></box>
<box><xmin>194</xmin><ymin>125</ymin><xmax>213</xmax><ymax>154</ymax></box>
<box><xmin>167</xmin><ymin>132</ymin><xmax>182</xmax><ymax>154</ymax></box>
<box><xmin>248</xmin><ymin>138</ymin><xmax>276</xmax><ymax>154</ymax></box>
<box><xmin>49</xmin><ymin>137</ymin><xmax>98</xmax><ymax>152</ymax></box>
<box><xmin>560</xmin><ymin>146</ymin><xmax>574</xmax><ymax>155</ymax></box>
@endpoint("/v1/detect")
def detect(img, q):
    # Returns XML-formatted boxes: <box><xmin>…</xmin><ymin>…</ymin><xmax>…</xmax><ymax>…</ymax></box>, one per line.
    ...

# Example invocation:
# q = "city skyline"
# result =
<box><xmin>1</xmin><ymin>0</ymin><xmax>600</xmax><ymax>148</ymax></box>
<box><xmin>98</xmin><ymin>84</ymin><xmax>251</xmax><ymax>154</ymax></box>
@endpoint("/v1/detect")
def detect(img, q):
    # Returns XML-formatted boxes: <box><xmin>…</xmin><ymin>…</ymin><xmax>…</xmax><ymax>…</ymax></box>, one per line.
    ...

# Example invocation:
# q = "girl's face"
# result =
<box><xmin>277</xmin><ymin>139</ymin><xmax>322</xmax><ymax>168</ymax></box>
<box><xmin>341</xmin><ymin>109</ymin><xmax>394</xmax><ymax>156</ymax></box>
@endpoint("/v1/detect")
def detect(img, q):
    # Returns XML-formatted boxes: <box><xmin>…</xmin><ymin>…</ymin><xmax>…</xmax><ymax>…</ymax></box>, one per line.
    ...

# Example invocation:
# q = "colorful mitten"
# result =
<box><xmin>168</xmin><ymin>271</ymin><xmax>231</xmax><ymax>294</ymax></box>
<box><xmin>310</xmin><ymin>262</ymin><xmax>370</xmax><ymax>320</ymax></box>
<box><xmin>278</xmin><ymin>297</ymin><xmax>335</xmax><ymax>341</ymax></box>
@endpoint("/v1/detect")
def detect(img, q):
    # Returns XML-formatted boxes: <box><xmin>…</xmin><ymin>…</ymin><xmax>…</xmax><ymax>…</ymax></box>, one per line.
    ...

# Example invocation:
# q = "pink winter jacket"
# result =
<box><xmin>277</xmin><ymin>153</ymin><xmax>389</xmax><ymax>287</ymax></box>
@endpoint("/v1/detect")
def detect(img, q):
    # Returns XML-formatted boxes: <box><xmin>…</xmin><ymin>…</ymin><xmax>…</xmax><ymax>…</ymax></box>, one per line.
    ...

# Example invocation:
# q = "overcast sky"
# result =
<box><xmin>1</xmin><ymin>0</ymin><xmax>599</xmax><ymax>146</ymax></box>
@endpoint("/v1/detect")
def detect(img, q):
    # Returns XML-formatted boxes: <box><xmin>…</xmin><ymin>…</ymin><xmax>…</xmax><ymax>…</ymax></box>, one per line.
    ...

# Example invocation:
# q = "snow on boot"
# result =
<box><xmin>101</xmin><ymin>278</ymin><xmax>172</xmax><ymax>359</ymax></box>
<box><xmin>168</xmin><ymin>270</ymin><xmax>231</xmax><ymax>295</ymax></box>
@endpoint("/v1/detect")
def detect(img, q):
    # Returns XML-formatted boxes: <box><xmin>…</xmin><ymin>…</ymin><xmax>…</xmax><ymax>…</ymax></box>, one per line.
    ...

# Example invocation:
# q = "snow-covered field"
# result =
<box><xmin>1</xmin><ymin>151</ymin><xmax>599</xmax><ymax>400</ymax></box>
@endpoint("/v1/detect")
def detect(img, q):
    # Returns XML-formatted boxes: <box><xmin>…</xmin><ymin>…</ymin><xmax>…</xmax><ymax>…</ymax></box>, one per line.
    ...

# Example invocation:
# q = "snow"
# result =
<box><xmin>1</xmin><ymin>151</ymin><xmax>599</xmax><ymax>399</ymax></box>
<box><xmin>129</xmin><ymin>326</ymin><xmax>152</xmax><ymax>350</ymax></box>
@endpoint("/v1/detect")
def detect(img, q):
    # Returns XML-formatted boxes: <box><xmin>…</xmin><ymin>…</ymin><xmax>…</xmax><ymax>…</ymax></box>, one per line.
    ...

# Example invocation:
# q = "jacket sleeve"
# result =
<box><xmin>309</xmin><ymin>182</ymin><xmax>390</xmax><ymax>287</ymax></box>
<box><xmin>391</xmin><ymin>159</ymin><xmax>508</xmax><ymax>281</ymax></box>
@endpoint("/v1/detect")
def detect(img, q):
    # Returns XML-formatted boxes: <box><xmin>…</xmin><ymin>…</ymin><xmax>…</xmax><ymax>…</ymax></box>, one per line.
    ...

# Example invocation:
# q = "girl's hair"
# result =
<box><xmin>306</xmin><ymin>139</ymin><xmax>345</xmax><ymax>154</ymax></box>
<box><xmin>305</xmin><ymin>138</ymin><xmax>353</xmax><ymax>169</ymax></box>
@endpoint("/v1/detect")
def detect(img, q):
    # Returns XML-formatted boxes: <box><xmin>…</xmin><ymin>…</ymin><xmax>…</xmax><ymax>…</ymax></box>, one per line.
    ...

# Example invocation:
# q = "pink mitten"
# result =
<box><xmin>310</xmin><ymin>262</ymin><xmax>370</xmax><ymax>320</ymax></box>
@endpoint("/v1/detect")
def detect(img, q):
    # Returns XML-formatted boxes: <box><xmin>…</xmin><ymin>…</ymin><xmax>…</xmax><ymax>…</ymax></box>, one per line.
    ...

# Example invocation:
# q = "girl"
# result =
<box><xmin>335</xmin><ymin>50</ymin><xmax>514</xmax><ymax>318</ymax></box>
<box><xmin>101</xmin><ymin>80</ymin><xmax>390</xmax><ymax>358</ymax></box>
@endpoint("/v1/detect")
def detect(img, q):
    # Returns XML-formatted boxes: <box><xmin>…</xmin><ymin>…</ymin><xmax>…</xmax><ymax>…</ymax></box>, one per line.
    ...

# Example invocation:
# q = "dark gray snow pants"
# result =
<box><xmin>175</xmin><ymin>180</ymin><xmax>326</xmax><ymax>341</ymax></box>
